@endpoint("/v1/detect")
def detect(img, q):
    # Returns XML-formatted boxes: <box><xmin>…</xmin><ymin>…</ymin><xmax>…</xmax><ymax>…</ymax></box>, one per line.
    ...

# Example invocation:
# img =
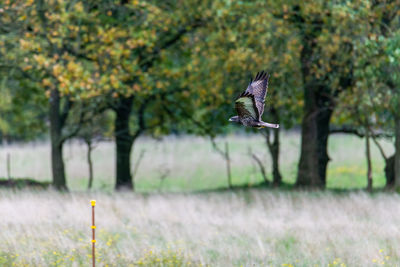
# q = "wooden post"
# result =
<box><xmin>90</xmin><ymin>200</ymin><xmax>96</xmax><ymax>267</ymax></box>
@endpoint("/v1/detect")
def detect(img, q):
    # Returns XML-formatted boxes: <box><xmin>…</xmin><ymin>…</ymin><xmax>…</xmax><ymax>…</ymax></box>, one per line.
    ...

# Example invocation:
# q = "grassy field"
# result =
<box><xmin>0</xmin><ymin>133</ymin><xmax>394</xmax><ymax>191</ymax></box>
<box><xmin>0</xmin><ymin>190</ymin><xmax>399</xmax><ymax>266</ymax></box>
<box><xmin>0</xmin><ymin>133</ymin><xmax>398</xmax><ymax>266</ymax></box>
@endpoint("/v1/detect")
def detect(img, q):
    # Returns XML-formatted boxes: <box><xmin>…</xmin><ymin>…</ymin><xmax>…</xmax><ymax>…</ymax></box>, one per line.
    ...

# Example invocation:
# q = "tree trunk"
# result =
<box><xmin>365</xmin><ymin>128</ymin><xmax>373</xmax><ymax>192</ymax></box>
<box><xmin>316</xmin><ymin>105</ymin><xmax>333</xmax><ymax>187</ymax></box>
<box><xmin>296</xmin><ymin>32</ymin><xmax>323</xmax><ymax>188</ymax></box>
<box><xmin>265</xmin><ymin>108</ymin><xmax>282</xmax><ymax>187</ymax></box>
<box><xmin>293</xmin><ymin>14</ymin><xmax>339</xmax><ymax>188</ymax></box>
<box><xmin>115</xmin><ymin>96</ymin><xmax>134</xmax><ymax>190</ymax></box>
<box><xmin>296</xmin><ymin>87</ymin><xmax>333</xmax><ymax>188</ymax></box>
<box><xmin>394</xmin><ymin>116</ymin><xmax>400</xmax><ymax>190</ymax></box>
<box><xmin>296</xmin><ymin>85</ymin><xmax>320</xmax><ymax>187</ymax></box>
<box><xmin>7</xmin><ymin>153</ymin><xmax>11</xmax><ymax>181</ymax></box>
<box><xmin>225</xmin><ymin>142</ymin><xmax>232</xmax><ymax>189</ymax></box>
<box><xmin>49</xmin><ymin>89</ymin><xmax>67</xmax><ymax>190</ymax></box>
<box><xmin>271</xmin><ymin>128</ymin><xmax>282</xmax><ymax>187</ymax></box>
<box><xmin>385</xmin><ymin>155</ymin><xmax>395</xmax><ymax>189</ymax></box>
<box><xmin>86</xmin><ymin>140</ymin><xmax>94</xmax><ymax>190</ymax></box>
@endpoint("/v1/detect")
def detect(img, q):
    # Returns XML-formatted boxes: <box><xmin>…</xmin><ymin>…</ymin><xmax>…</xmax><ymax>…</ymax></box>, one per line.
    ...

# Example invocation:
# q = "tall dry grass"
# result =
<box><xmin>0</xmin><ymin>190</ymin><xmax>399</xmax><ymax>266</ymax></box>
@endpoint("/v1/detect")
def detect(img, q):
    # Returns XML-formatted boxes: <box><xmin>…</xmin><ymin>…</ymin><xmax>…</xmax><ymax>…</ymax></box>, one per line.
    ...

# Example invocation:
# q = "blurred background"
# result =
<box><xmin>1</xmin><ymin>0</ymin><xmax>399</xmax><ymax>192</ymax></box>
<box><xmin>1</xmin><ymin>1</ymin><xmax>400</xmax><ymax>265</ymax></box>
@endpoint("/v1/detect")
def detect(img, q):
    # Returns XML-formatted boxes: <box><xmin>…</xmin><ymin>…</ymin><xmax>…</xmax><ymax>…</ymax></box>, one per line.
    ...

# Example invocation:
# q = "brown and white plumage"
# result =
<box><xmin>229</xmin><ymin>71</ymin><xmax>279</xmax><ymax>129</ymax></box>
<box><xmin>245</xmin><ymin>71</ymin><xmax>269</xmax><ymax>119</ymax></box>
<box><xmin>234</xmin><ymin>91</ymin><xmax>259</xmax><ymax>125</ymax></box>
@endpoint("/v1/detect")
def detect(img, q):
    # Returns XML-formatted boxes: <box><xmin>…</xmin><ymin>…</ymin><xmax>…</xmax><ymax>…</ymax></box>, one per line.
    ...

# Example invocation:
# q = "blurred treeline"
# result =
<box><xmin>0</xmin><ymin>0</ymin><xmax>399</xmax><ymax>191</ymax></box>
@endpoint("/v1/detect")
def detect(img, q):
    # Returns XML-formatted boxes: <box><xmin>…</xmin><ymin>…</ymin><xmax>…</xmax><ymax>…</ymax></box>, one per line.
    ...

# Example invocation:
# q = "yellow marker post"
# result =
<box><xmin>91</xmin><ymin>200</ymin><xmax>96</xmax><ymax>267</ymax></box>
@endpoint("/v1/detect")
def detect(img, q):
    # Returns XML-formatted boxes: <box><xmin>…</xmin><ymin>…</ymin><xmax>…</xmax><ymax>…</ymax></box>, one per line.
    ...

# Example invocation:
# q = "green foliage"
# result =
<box><xmin>1</xmin><ymin>0</ymin><xmax>398</xmax><ymax>138</ymax></box>
<box><xmin>1</xmin><ymin>0</ymin><xmax>400</xmax><ymax>189</ymax></box>
<box><xmin>334</xmin><ymin>1</ymin><xmax>400</xmax><ymax>132</ymax></box>
<box><xmin>0</xmin><ymin>0</ymin><xmax>209</xmax><ymax>137</ymax></box>
<box><xmin>182</xmin><ymin>1</ymin><xmax>303</xmax><ymax>133</ymax></box>
<box><xmin>0</xmin><ymin>67</ymin><xmax>47</xmax><ymax>141</ymax></box>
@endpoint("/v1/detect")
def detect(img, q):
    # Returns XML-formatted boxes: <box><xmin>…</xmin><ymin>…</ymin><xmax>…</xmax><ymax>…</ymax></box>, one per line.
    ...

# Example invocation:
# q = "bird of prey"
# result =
<box><xmin>229</xmin><ymin>71</ymin><xmax>279</xmax><ymax>129</ymax></box>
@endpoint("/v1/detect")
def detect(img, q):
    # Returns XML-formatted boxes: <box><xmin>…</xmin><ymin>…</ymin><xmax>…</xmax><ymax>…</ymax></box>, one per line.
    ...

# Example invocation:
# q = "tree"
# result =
<box><xmin>182</xmin><ymin>1</ymin><xmax>302</xmax><ymax>187</ymax></box>
<box><xmin>268</xmin><ymin>2</ymin><xmax>376</xmax><ymax>187</ymax></box>
<box><xmin>334</xmin><ymin>85</ymin><xmax>379</xmax><ymax>191</ymax></box>
<box><xmin>0</xmin><ymin>2</ymin><xmax>47</xmax><ymax>144</ymax></box>
<box><xmin>85</xmin><ymin>0</ymin><xmax>210</xmax><ymax>190</ymax></box>
<box><xmin>375</xmin><ymin>4</ymin><xmax>400</xmax><ymax>190</ymax></box>
<box><xmin>0</xmin><ymin>72</ymin><xmax>47</xmax><ymax>144</ymax></box>
<box><xmin>340</xmin><ymin>1</ymin><xmax>400</xmax><ymax>189</ymax></box>
<box><xmin>72</xmin><ymin>102</ymin><xmax>113</xmax><ymax>190</ymax></box>
<box><xmin>2</xmin><ymin>0</ymin><xmax>215</xmax><ymax>191</ymax></box>
<box><xmin>1</xmin><ymin>0</ymin><xmax>110</xmax><ymax>189</ymax></box>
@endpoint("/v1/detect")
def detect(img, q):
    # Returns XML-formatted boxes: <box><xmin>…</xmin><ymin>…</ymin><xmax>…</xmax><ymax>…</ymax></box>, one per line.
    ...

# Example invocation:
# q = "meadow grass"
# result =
<box><xmin>0</xmin><ymin>132</ymin><xmax>394</xmax><ymax>191</ymax></box>
<box><xmin>0</xmin><ymin>133</ymin><xmax>398</xmax><ymax>266</ymax></box>
<box><xmin>0</xmin><ymin>190</ymin><xmax>399</xmax><ymax>266</ymax></box>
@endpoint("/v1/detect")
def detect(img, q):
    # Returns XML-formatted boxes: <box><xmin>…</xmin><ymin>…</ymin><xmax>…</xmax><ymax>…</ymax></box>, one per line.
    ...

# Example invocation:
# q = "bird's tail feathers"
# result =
<box><xmin>260</xmin><ymin>122</ymin><xmax>279</xmax><ymax>129</ymax></box>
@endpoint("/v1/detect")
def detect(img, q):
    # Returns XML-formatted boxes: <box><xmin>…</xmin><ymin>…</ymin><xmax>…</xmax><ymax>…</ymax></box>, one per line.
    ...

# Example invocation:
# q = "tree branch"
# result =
<box><xmin>60</xmin><ymin>101</ymin><xmax>108</xmax><ymax>144</ymax></box>
<box><xmin>330</xmin><ymin>127</ymin><xmax>364</xmax><ymax>138</ymax></box>
<box><xmin>210</xmin><ymin>137</ymin><xmax>227</xmax><ymax>159</ymax></box>
<box><xmin>248</xmin><ymin>147</ymin><xmax>269</xmax><ymax>184</ymax></box>
<box><xmin>139</xmin><ymin>19</ymin><xmax>205</xmax><ymax>70</ymax></box>
<box><xmin>131</xmin><ymin>149</ymin><xmax>146</xmax><ymax>181</ymax></box>
<box><xmin>330</xmin><ymin>127</ymin><xmax>393</xmax><ymax>138</ymax></box>
<box><xmin>60</xmin><ymin>97</ymin><xmax>73</xmax><ymax>128</ymax></box>
<box><xmin>366</xmin><ymin>124</ymin><xmax>388</xmax><ymax>160</ymax></box>
<box><xmin>60</xmin><ymin>104</ymin><xmax>84</xmax><ymax>144</ymax></box>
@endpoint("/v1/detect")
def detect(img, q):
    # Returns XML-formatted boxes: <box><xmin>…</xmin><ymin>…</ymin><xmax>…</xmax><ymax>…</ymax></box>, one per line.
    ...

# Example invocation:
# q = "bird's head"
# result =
<box><xmin>228</xmin><ymin>116</ymin><xmax>239</xmax><ymax>123</ymax></box>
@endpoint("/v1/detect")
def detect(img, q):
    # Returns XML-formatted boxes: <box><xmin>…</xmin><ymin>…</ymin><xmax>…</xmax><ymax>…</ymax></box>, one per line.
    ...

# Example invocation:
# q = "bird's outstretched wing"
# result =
<box><xmin>245</xmin><ymin>71</ymin><xmax>269</xmax><ymax>118</ymax></box>
<box><xmin>235</xmin><ymin>92</ymin><xmax>259</xmax><ymax>121</ymax></box>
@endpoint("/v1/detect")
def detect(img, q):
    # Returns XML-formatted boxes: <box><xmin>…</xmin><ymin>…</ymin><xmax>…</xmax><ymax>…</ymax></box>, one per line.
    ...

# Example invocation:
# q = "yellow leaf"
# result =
<box><xmin>33</xmin><ymin>54</ymin><xmax>45</xmax><ymax>66</ymax></box>
<box><xmin>133</xmin><ymin>84</ymin><xmax>140</xmax><ymax>91</ymax></box>
<box><xmin>67</xmin><ymin>61</ymin><xmax>77</xmax><ymax>72</ymax></box>
<box><xmin>22</xmin><ymin>65</ymin><xmax>32</xmax><ymax>71</ymax></box>
<box><xmin>42</xmin><ymin>78</ymin><xmax>52</xmax><ymax>87</ymax></box>
<box><xmin>53</xmin><ymin>64</ymin><xmax>62</xmax><ymax>77</ymax></box>
<box><xmin>74</xmin><ymin>2</ymin><xmax>84</xmax><ymax>13</ymax></box>
<box><xmin>110</xmin><ymin>75</ymin><xmax>119</xmax><ymax>88</ymax></box>
<box><xmin>19</xmin><ymin>39</ymin><xmax>30</xmax><ymax>50</ymax></box>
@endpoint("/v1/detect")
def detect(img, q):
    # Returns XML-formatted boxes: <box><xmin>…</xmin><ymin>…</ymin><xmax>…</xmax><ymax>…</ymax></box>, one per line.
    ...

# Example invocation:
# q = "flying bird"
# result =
<box><xmin>229</xmin><ymin>71</ymin><xmax>279</xmax><ymax>129</ymax></box>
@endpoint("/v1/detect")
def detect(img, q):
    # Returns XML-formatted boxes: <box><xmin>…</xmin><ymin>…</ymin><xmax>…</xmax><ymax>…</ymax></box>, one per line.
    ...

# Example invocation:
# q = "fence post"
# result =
<box><xmin>91</xmin><ymin>200</ymin><xmax>96</xmax><ymax>267</ymax></box>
